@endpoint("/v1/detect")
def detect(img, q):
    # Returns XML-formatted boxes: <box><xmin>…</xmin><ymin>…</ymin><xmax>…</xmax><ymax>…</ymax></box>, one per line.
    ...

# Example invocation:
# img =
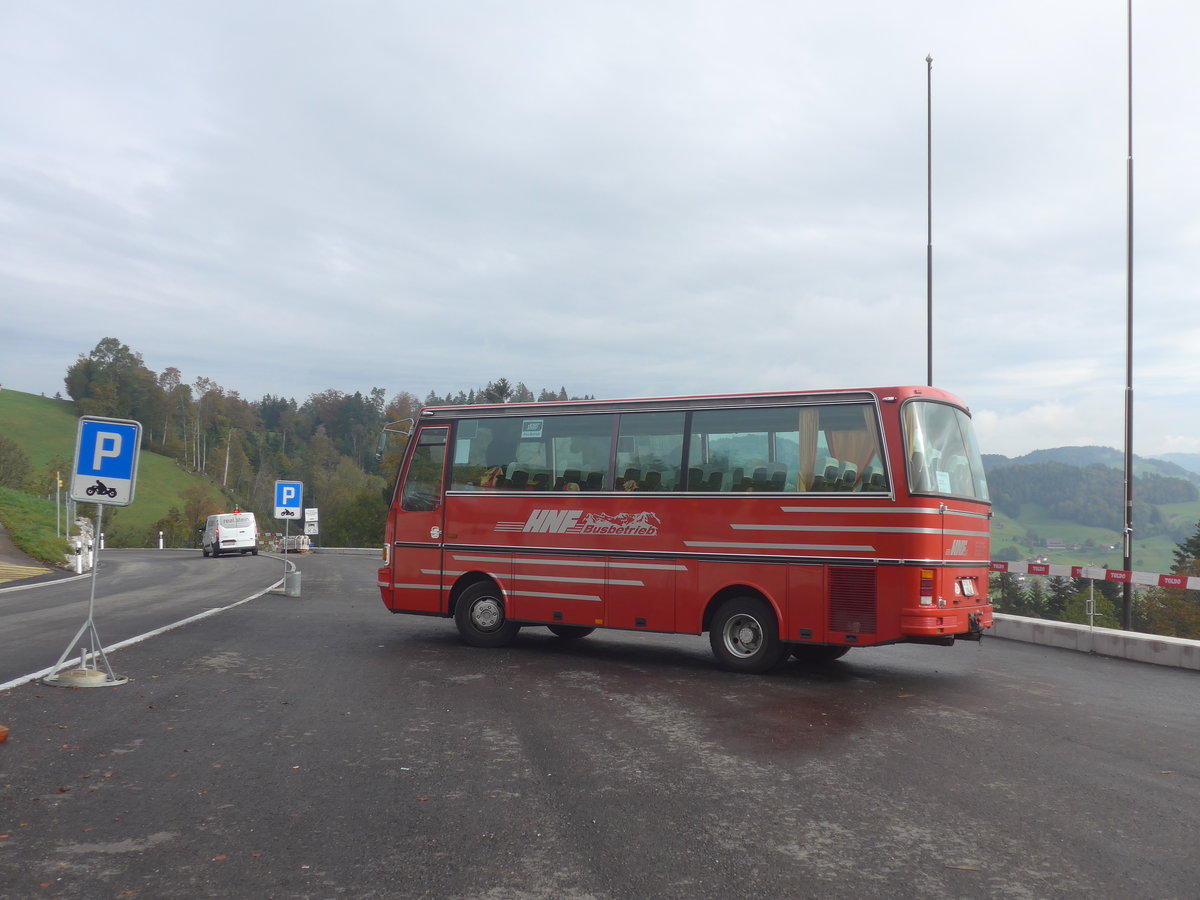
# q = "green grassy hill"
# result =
<box><xmin>0</xmin><ymin>388</ymin><xmax>232</xmax><ymax>547</ymax></box>
<box><xmin>989</xmin><ymin>504</ymin><xmax>1194</xmax><ymax>576</ymax></box>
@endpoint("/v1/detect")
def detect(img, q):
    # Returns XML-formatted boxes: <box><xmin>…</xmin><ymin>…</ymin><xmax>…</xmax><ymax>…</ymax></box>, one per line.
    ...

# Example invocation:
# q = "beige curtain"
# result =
<box><xmin>797</xmin><ymin>408</ymin><xmax>820</xmax><ymax>491</ymax></box>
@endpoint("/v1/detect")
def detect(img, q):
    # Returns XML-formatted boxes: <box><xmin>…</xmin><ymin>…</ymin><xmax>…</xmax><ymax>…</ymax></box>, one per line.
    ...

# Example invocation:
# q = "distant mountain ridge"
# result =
<box><xmin>1159</xmin><ymin>452</ymin><xmax>1200</xmax><ymax>478</ymax></box>
<box><xmin>983</xmin><ymin>445</ymin><xmax>1200</xmax><ymax>486</ymax></box>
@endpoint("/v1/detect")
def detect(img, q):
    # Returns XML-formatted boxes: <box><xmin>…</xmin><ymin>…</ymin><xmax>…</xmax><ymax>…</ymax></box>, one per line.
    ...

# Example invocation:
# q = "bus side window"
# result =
<box><xmin>616</xmin><ymin>411</ymin><xmax>685</xmax><ymax>491</ymax></box>
<box><xmin>401</xmin><ymin>427</ymin><xmax>448</xmax><ymax>511</ymax></box>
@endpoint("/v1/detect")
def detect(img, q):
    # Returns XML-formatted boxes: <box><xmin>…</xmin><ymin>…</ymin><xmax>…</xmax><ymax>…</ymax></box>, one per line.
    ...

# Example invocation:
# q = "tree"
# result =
<box><xmin>64</xmin><ymin>337</ymin><xmax>158</xmax><ymax>424</ymax></box>
<box><xmin>482</xmin><ymin>378</ymin><xmax>513</xmax><ymax>403</ymax></box>
<box><xmin>1024</xmin><ymin>579</ymin><xmax>1048</xmax><ymax>618</ymax></box>
<box><xmin>1137</xmin><ymin>519</ymin><xmax>1200</xmax><ymax>639</ymax></box>
<box><xmin>1061</xmin><ymin>587</ymin><xmax>1119</xmax><ymax>627</ymax></box>
<box><xmin>180</xmin><ymin>484</ymin><xmax>221</xmax><ymax>534</ymax></box>
<box><xmin>990</xmin><ymin>572</ymin><xmax>1028</xmax><ymax>615</ymax></box>
<box><xmin>1046</xmin><ymin>576</ymin><xmax>1075</xmax><ymax>619</ymax></box>
<box><xmin>0</xmin><ymin>435</ymin><xmax>32</xmax><ymax>489</ymax></box>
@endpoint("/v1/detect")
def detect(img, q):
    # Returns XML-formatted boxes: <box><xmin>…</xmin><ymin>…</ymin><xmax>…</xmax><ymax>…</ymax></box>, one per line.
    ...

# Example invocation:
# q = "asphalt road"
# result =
<box><xmin>0</xmin><ymin>550</ymin><xmax>285</xmax><ymax>686</ymax></box>
<box><xmin>0</xmin><ymin>552</ymin><xmax>1197</xmax><ymax>899</ymax></box>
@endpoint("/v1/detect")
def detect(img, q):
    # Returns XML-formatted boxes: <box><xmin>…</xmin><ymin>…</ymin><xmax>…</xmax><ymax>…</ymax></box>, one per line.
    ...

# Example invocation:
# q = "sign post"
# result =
<box><xmin>45</xmin><ymin>417</ymin><xmax>142</xmax><ymax>687</ymax></box>
<box><xmin>274</xmin><ymin>480</ymin><xmax>303</xmax><ymax>592</ymax></box>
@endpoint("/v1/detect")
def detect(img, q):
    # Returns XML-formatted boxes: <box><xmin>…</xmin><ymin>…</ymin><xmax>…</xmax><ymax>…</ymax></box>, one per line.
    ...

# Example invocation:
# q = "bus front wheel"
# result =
<box><xmin>455</xmin><ymin>582</ymin><xmax>520</xmax><ymax>648</ymax></box>
<box><xmin>709</xmin><ymin>596</ymin><xmax>787</xmax><ymax>674</ymax></box>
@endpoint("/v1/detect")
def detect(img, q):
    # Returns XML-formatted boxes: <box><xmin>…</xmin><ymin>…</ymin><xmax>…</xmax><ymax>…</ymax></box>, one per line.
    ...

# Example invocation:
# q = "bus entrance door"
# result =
<box><xmin>387</xmin><ymin>425</ymin><xmax>449</xmax><ymax>615</ymax></box>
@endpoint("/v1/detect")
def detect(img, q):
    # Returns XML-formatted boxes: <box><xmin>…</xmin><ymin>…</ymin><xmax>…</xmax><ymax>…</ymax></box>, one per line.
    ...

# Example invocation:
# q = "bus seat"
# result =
<box><xmin>811</xmin><ymin>458</ymin><xmax>839</xmax><ymax>491</ymax></box>
<box><xmin>530</xmin><ymin>473</ymin><xmax>550</xmax><ymax>491</ymax></box>
<box><xmin>643</xmin><ymin>471</ymin><xmax>662</xmax><ymax>491</ymax></box>
<box><xmin>768</xmin><ymin>470</ymin><xmax>786</xmax><ymax>491</ymax></box>
<box><xmin>584</xmin><ymin>472</ymin><xmax>604</xmax><ymax>491</ymax></box>
<box><xmin>509</xmin><ymin>470</ymin><xmax>529</xmax><ymax>490</ymax></box>
<box><xmin>836</xmin><ymin>462</ymin><xmax>858</xmax><ymax>491</ymax></box>
<box><xmin>706</xmin><ymin>471</ymin><xmax>724</xmax><ymax>492</ymax></box>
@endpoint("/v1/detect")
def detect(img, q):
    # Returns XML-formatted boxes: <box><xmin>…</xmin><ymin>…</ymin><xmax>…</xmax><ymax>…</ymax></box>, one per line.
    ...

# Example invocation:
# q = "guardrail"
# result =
<box><xmin>991</xmin><ymin>613</ymin><xmax>1200</xmax><ymax>671</ymax></box>
<box><xmin>989</xmin><ymin>560</ymin><xmax>1200</xmax><ymax>671</ymax></box>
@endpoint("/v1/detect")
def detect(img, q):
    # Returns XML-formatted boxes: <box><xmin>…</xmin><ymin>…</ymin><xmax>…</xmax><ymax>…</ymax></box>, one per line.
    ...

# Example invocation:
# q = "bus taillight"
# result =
<box><xmin>919</xmin><ymin>569</ymin><xmax>936</xmax><ymax>606</ymax></box>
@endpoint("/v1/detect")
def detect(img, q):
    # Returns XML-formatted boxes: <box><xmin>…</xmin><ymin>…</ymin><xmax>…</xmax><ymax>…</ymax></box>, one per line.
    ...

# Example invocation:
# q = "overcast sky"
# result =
<box><xmin>2</xmin><ymin>1</ymin><xmax>1197</xmax><ymax>458</ymax></box>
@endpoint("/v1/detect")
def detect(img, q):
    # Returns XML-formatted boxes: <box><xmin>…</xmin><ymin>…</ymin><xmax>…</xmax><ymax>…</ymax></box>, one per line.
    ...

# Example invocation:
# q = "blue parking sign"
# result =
<box><xmin>71</xmin><ymin>416</ymin><xmax>142</xmax><ymax>506</ymax></box>
<box><xmin>275</xmin><ymin>480</ymin><xmax>303</xmax><ymax>519</ymax></box>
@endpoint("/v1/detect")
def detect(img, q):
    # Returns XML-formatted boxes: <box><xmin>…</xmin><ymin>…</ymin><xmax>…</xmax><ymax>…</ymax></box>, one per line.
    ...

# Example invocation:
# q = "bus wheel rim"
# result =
<box><xmin>471</xmin><ymin>598</ymin><xmax>503</xmax><ymax>632</ymax></box>
<box><xmin>724</xmin><ymin>614</ymin><xmax>763</xmax><ymax>658</ymax></box>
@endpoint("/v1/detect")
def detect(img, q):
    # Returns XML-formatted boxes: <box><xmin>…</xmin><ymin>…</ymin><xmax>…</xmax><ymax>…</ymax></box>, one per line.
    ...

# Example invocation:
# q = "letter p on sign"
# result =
<box><xmin>93</xmin><ymin>432</ymin><xmax>122</xmax><ymax>470</ymax></box>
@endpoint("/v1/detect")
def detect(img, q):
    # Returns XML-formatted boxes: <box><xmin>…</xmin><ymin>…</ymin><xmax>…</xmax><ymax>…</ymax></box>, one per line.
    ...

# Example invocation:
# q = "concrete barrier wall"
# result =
<box><xmin>993</xmin><ymin>613</ymin><xmax>1200</xmax><ymax>671</ymax></box>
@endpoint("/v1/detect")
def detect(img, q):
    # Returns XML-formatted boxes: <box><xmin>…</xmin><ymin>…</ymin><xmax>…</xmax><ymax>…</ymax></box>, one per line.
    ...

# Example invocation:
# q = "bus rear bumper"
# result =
<box><xmin>900</xmin><ymin>607</ymin><xmax>992</xmax><ymax>641</ymax></box>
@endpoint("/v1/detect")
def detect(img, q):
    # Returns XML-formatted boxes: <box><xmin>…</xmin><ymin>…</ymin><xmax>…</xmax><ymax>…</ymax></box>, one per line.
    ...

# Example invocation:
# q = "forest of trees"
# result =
<box><xmin>986</xmin><ymin>461</ymin><xmax>1198</xmax><ymax>541</ymax></box>
<box><xmin>59</xmin><ymin>337</ymin><xmax>590</xmax><ymax>548</ymax></box>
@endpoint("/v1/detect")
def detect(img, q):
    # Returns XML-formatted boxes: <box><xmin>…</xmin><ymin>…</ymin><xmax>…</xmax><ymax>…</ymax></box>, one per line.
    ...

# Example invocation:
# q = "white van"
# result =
<box><xmin>202</xmin><ymin>512</ymin><xmax>259</xmax><ymax>557</ymax></box>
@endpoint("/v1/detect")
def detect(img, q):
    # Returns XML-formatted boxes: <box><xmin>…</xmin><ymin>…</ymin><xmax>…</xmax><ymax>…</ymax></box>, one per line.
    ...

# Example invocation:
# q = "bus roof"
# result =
<box><xmin>419</xmin><ymin>386</ymin><xmax>967</xmax><ymax>420</ymax></box>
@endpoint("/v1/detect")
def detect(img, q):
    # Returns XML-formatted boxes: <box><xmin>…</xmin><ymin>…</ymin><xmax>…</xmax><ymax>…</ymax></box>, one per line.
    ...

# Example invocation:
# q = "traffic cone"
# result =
<box><xmin>0</xmin><ymin>724</ymin><xmax>9</xmax><ymax>743</ymax></box>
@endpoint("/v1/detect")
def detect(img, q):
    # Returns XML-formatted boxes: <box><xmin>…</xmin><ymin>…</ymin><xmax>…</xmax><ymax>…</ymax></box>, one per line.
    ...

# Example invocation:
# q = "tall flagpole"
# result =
<box><xmin>926</xmin><ymin>54</ymin><xmax>934</xmax><ymax>386</ymax></box>
<box><xmin>1121</xmin><ymin>0</ymin><xmax>1135</xmax><ymax>629</ymax></box>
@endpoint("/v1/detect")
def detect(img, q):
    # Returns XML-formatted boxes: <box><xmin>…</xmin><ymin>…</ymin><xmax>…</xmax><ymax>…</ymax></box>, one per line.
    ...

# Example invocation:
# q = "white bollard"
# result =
<box><xmin>158</xmin><ymin>530</ymin><xmax>164</xmax><ymax>550</ymax></box>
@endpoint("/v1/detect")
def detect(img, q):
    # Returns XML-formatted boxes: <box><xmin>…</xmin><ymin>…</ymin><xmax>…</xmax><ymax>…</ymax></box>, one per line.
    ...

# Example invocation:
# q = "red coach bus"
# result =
<box><xmin>377</xmin><ymin>386</ymin><xmax>992</xmax><ymax>673</ymax></box>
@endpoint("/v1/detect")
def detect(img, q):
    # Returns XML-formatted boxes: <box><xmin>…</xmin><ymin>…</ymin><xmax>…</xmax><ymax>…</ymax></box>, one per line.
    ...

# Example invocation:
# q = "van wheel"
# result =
<box><xmin>202</xmin><ymin>546</ymin><xmax>210</xmax><ymax>558</ymax></box>
<box><xmin>455</xmin><ymin>582</ymin><xmax>520</xmax><ymax>648</ymax></box>
<box><xmin>709</xmin><ymin>596</ymin><xmax>786</xmax><ymax>673</ymax></box>
<box><xmin>251</xmin><ymin>549</ymin><xmax>259</xmax><ymax>556</ymax></box>
<box><xmin>211</xmin><ymin>547</ymin><xmax>220</xmax><ymax>558</ymax></box>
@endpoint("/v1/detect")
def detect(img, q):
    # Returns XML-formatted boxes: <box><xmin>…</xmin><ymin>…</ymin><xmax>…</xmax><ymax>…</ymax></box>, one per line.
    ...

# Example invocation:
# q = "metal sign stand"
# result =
<box><xmin>43</xmin><ymin>503</ymin><xmax>128</xmax><ymax>687</ymax></box>
<box><xmin>44</xmin><ymin>416</ymin><xmax>141</xmax><ymax>688</ymax></box>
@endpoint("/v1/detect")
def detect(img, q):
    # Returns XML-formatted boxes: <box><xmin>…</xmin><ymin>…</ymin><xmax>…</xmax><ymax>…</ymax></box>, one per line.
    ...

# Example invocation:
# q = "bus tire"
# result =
<box><xmin>709</xmin><ymin>596</ymin><xmax>786</xmax><ymax>674</ymax></box>
<box><xmin>455</xmin><ymin>582</ymin><xmax>520</xmax><ymax>648</ymax></box>
<box><xmin>547</xmin><ymin>625</ymin><xmax>594</xmax><ymax>640</ymax></box>
<box><xmin>790</xmin><ymin>645</ymin><xmax>851</xmax><ymax>663</ymax></box>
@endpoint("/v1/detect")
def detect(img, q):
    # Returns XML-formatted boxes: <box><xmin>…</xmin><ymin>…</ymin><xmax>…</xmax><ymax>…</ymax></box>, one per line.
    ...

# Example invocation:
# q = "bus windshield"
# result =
<box><xmin>903</xmin><ymin>400</ymin><xmax>989</xmax><ymax>502</ymax></box>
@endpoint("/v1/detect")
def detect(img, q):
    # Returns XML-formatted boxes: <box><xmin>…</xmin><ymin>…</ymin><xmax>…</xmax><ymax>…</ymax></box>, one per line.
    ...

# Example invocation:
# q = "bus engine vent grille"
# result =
<box><xmin>829</xmin><ymin>567</ymin><xmax>877</xmax><ymax>635</ymax></box>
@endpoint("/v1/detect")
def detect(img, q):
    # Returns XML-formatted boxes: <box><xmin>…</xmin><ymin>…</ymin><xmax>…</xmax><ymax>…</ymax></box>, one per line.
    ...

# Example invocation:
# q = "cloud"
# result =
<box><xmin>1</xmin><ymin>1</ymin><xmax>1196</xmax><ymax>459</ymax></box>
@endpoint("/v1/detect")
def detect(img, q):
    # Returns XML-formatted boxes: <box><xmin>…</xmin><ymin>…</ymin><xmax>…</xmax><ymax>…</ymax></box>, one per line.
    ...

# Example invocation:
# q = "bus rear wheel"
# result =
<box><xmin>547</xmin><ymin>625</ymin><xmax>594</xmax><ymax>640</ymax></box>
<box><xmin>709</xmin><ymin>596</ymin><xmax>787</xmax><ymax>674</ymax></box>
<box><xmin>790</xmin><ymin>645</ymin><xmax>851</xmax><ymax>663</ymax></box>
<box><xmin>455</xmin><ymin>582</ymin><xmax>520</xmax><ymax>648</ymax></box>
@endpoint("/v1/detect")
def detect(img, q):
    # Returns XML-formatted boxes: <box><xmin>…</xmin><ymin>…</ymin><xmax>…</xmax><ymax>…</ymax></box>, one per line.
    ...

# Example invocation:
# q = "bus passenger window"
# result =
<box><xmin>616</xmin><ymin>411</ymin><xmax>685</xmax><ymax>491</ymax></box>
